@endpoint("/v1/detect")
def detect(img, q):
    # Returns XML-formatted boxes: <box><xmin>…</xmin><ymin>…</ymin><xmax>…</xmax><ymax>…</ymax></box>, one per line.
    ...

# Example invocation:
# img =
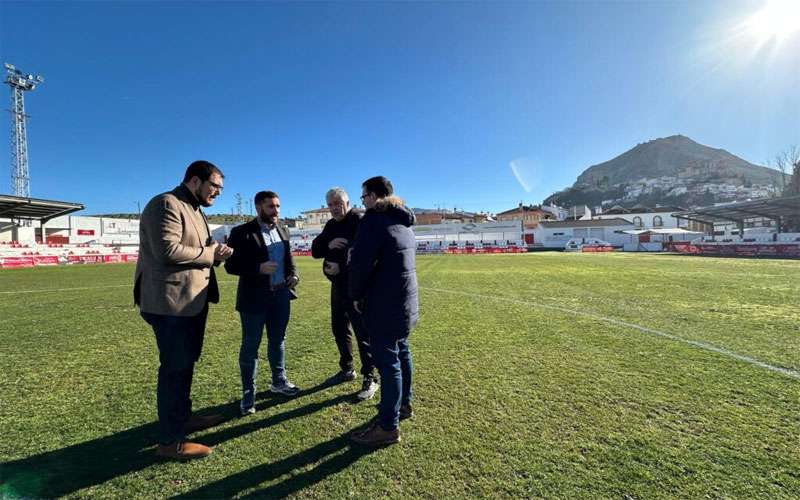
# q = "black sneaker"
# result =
<box><xmin>400</xmin><ymin>404</ymin><xmax>413</xmax><ymax>420</ymax></box>
<box><xmin>326</xmin><ymin>369</ymin><xmax>356</xmax><ymax>386</ymax></box>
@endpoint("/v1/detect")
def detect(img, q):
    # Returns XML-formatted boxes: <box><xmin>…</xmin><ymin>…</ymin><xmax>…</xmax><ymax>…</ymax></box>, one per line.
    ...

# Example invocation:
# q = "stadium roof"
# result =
<box><xmin>622</xmin><ymin>228</ymin><xmax>703</xmax><ymax>235</ymax></box>
<box><xmin>672</xmin><ymin>195</ymin><xmax>800</xmax><ymax>226</ymax></box>
<box><xmin>0</xmin><ymin>194</ymin><xmax>84</xmax><ymax>222</ymax></box>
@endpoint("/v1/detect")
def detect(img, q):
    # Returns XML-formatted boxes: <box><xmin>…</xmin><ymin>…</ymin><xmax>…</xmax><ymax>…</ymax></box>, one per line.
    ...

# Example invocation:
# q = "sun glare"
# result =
<box><xmin>746</xmin><ymin>0</ymin><xmax>800</xmax><ymax>41</ymax></box>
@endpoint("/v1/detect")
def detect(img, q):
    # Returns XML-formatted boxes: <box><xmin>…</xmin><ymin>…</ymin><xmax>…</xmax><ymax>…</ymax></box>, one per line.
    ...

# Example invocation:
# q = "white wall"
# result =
<box><xmin>595</xmin><ymin>211</ymin><xmax>683</xmax><ymax>229</ymax></box>
<box><xmin>534</xmin><ymin>224</ymin><xmax>632</xmax><ymax>248</ymax></box>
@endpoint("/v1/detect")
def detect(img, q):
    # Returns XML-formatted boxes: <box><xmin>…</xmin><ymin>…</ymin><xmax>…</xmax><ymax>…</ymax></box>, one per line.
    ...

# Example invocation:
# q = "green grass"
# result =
<box><xmin>1</xmin><ymin>253</ymin><xmax>799</xmax><ymax>498</ymax></box>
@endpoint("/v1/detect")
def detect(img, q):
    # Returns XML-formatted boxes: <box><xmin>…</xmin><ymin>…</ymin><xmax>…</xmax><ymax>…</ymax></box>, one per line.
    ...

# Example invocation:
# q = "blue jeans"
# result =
<box><xmin>370</xmin><ymin>334</ymin><xmax>413</xmax><ymax>431</ymax></box>
<box><xmin>238</xmin><ymin>289</ymin><xmax>291</xmax><ymax>410</ymax></box>
<box><xmin>141</xmin><ymin>307</ymin><xmax>207</xmax><ymax>445</ymax></box>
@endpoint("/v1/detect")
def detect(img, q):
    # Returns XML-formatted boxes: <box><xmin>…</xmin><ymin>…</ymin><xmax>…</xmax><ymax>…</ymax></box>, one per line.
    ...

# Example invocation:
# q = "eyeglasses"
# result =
<box><xmin>205</xmin><ymin>180</ymin><xmax>224</xmax><ymax>193</ymax></box>
<box><xmin>360</xmin><ymin>193</ymin><xmax>370</xmax><ymax>201</ymax></box>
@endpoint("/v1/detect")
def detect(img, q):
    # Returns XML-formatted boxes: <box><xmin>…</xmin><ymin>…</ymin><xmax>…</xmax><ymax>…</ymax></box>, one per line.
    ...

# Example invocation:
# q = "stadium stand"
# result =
<box><xmin>0</xmin><ymin>241</ymin><xmax>138</xmax><ymax>268</ymax></box>
<box><xmin>671</xmin><ymin>195</ymin><xmax>800</xmax><ymax>258</ymax></box>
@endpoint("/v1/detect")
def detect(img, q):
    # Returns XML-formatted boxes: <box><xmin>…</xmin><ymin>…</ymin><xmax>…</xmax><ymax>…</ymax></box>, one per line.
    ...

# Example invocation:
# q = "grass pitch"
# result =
<box><xmin>1</xmin><ymin>253</ymin><xmax>798</xmax><ymax>498</ymax></box>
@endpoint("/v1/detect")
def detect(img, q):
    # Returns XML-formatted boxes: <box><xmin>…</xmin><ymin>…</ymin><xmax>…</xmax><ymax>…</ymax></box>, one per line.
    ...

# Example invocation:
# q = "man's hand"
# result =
<box><xmin>285</xmin><ymin>274</ymin><xmax>300</xmax><ymax>288</ymax></box>
<box><xmin>328</xmin><ymin>237</ymin><xmax>348</xmax><ymax>250</ymax></box>
<box><xmin>259</xmin><ymin>261</ymin><xmax>278</xmax><ymax>274</ymax></box>
<box><xmin>213</xmin><ymin>243</ymin><xmax>234</xmax><ymax>261</ymax></box>
<box><xmin>323</xmin><ymin>261</ymin><xmax>340</xmax><ymax>277</ymax></box>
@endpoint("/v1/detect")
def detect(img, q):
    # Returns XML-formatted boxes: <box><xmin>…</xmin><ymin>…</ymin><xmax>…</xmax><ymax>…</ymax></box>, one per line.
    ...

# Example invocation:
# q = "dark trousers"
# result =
<box><xmin>331</xmin><ymin>282</ymin><xmax>374</xmax><ymax>378</ymax></box>
<box><xmin>141</xmin><ymin>307</ymin><xmax>207</xmax><ymax>445</ymax></box>
<box><xmin>370</xmin><ymin>334</ymin><xmax>413</xmax><ymax>431</ymax></box>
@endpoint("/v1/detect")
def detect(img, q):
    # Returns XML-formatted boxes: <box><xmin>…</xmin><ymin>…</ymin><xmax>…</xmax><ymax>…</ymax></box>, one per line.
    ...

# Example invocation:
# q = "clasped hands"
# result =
<box><xmin>328</xmin><ymin>237</ymin><xmax>348</xmax><ymax>250</ymax></box>
<box><xmin>212</xmin><ymin>242</ymin><xmax>234</xmax><ymax>261</ymax></box>
<box><xmin>258</xmin><ymin>261</ymin><xmax>300</xmax><ymax>288</ymax></box>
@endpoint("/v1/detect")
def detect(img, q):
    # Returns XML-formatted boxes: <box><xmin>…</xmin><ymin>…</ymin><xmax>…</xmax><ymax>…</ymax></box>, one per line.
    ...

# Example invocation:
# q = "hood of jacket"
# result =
<box><xmin>370</xmin><ymin>197</ymin><xmax>415</xmax><ymax>227</ymax></box>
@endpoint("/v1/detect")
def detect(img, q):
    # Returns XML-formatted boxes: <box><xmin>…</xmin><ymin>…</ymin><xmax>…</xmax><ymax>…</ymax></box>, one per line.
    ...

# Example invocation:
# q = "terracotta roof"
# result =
<box><xmin>496</xmin><ymin>205</ymin><xmax>547</xmax><ymax>216</ymax></box>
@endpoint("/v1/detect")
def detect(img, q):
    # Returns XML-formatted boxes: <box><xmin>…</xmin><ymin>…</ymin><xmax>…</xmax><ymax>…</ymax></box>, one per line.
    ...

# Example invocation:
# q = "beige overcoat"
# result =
<box><xmin>134</xmin><ymin>184</ymin><xmax>219</xmax><ymax>316</ymax></box>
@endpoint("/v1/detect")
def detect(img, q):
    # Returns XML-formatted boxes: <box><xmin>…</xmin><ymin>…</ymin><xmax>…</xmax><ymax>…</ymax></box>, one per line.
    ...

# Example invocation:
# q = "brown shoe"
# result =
<box><xmin>351</xmin><ymin>417</ymin><xmax>379</xmax><ymax>438</ymax></box>
<box><xmin>350</xmin><ymin>424</ymin><xmax>400</xmax><ymax>446</ymax></box>
<box><xmin>185</xmin><ymin>413</ymin><xmax>225</xmax><ymax>434</ymax></box>
<box><xmin>156</xmin><ymin>441</ymin><xmax>212</xmax><ymax>460</ymax></box>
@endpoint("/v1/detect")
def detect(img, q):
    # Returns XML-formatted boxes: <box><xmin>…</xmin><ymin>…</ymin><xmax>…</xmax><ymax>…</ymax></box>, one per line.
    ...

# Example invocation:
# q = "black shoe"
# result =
<box><xmin>400</xmin><ymin>404</ymin><xmax>413</xmax><ymax>420</ymax></box>
<box><xmin>351</xmin><ymin>424</ymin><xmax>400</xmax><ymax>446</ymax></box>
<box><xmin>327</xmin><ymin>369</ymin><xmax>356</xmax><ymax>386</ymax></box>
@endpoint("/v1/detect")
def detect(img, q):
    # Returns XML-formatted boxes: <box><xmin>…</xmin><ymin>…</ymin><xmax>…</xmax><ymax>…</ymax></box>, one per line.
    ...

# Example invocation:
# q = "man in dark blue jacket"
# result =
<box><xmin>311</xmin><ymin>187</ymin><xmax>378</xmax><ymax>400</ymax></box>
<box><xmin>224</xmin><ymin>191</ymin><xmax>301</xmax><ymax>415</ymax></box>
<box><xmin>349</xmin><ymin>176</ymin><xmax>418</xmax><ymax>446</ymax></box>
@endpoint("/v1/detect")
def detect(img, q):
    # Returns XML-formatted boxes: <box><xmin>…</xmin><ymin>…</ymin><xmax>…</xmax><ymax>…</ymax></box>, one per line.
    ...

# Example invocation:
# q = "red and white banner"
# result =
<box><xmin>0</xmin><ymin>257</ymin><xmax>36</xmax><ymax>268</ymax></box>
<box><xmin>33</xmin><ymin>256</ymin><xmax>60</xmax><ymax>266</ymax></box>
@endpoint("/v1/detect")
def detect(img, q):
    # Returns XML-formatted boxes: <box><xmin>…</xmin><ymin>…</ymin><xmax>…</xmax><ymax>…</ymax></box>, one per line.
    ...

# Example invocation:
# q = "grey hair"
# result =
<box><xmin>325</xmin><ymin>187</ymin><xmax>349</xmax><ymax>203</ymax></box>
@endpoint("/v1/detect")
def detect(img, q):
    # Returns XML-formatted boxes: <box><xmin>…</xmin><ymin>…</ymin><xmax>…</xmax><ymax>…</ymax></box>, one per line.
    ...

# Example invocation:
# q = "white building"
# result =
<box><xmin>301</xmin><ymin>207</ymin><xmax>332</xmax><ymax>230</ymax></box>
<box><xmin>533</xmin><ymin>218</ymin><xmax>634</xmax><ymax>248</ymax></box>
<box><xmin>1</xmin><ymin>214</ymin><xmax>140</xmax><ymax>245</ymax></box>
<box><xmin>593</xmin><ymin>205</ymin><xmax>686</xmax><ymax>230</ymax></box>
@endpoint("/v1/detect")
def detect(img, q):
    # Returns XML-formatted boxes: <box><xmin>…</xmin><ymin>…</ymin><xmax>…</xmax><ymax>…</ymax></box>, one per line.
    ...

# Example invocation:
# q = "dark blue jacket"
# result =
<box><xmin>224</xmin><ymin>218</ymin><xmax>298</xmax><ymax>312</ymax></box>
<box><xmin>311</xmin><ymin>209</ymin><xmax>362</xmax><ymax>287</ymax></box>
<box><xmin>349</xmin><ymin>203</ymin><xmax>418</xmax><ymax>339</ymax></box>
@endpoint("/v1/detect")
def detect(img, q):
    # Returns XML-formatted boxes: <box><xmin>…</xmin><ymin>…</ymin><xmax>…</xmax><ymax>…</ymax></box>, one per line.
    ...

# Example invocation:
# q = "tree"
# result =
<box><xmin>769</xmin><ymin>145</ymin><xmax>799</xmax><ymax>196</ymax></box>
<box><xmin>789</xmin><ymin>157</ymin><xmax>800</xmax><ymax>196</ymax></box>
<box><xmin>773</xmin><ymin>146</ymin><xmax>800</xmax><ymax>231</ymax></box>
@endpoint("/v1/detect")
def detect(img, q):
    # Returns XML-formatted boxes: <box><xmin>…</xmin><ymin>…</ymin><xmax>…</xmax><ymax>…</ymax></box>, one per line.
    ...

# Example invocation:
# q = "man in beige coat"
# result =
<box><xmin>135</xmin><ymin>160</ymin><xmax>233</xmax><ymax>460</ymax></box>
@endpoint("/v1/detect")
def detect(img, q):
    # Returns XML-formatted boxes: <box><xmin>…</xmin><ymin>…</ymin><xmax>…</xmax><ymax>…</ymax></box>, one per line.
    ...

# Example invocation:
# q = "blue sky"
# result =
<box><xmin>1</xmin><ymin>1</ymin><xmax>798</xmax><ymax>217</ymax></box>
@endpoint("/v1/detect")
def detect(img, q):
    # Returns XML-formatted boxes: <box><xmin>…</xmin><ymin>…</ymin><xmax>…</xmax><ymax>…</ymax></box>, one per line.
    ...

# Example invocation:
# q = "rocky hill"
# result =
<box><xmin>544</xmin><ymin>135</ymin><xmax>787</xmax><ymax>208</ymax></box>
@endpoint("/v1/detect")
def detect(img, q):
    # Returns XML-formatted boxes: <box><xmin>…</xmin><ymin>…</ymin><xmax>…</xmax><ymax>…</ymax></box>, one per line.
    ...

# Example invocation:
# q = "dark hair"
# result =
<box><xmin>183</xmin><ymin>160</ymin><xmax>223</xmax><ymax>183</ymax></box>
<box><xmin>254</xmin><ymin>190</ymin><xmax>279</xmax><ymax>204</ymax></box>
<box><xmin>362</xmin><ymin>176</ymin><xmax>393</xmax><ymax>198</ymax></box>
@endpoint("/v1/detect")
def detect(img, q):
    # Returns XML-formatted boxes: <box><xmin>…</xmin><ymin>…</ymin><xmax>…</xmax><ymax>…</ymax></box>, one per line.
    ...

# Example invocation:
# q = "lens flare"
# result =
<box><xmin>746</xmin><ymin>0</ymin><xmax>800</xmax><ymax>41</ymax></box>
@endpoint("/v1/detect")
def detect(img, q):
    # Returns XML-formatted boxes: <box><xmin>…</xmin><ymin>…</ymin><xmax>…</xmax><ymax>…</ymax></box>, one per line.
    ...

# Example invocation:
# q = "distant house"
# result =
<box><xmin>540</xmin><ymin>203</ymin><xmax>568</xmax><ymax>221</ymax></box>
<box><xmin>283</xmin><ymin>217</ymin><xmax>305</xmax><ymax>229</ymax></box>
<box><xmin>301</xmin><ymin>207</ymin><xmax>332</xmax><ymax>230</ymax></box>
<box><xmin>414</xmin><ymin>209</ymin><xmax>490</xmax><ymax>225</ymax></box>
<box><xmin>564</xmin><ymin>205</ymin><xmax>592</xmax><ymax>221</ymax></box>
<box><xmin>496</xmin><ymin>203</ymin><xmax>555</xmax><ymax>229</ymax></box>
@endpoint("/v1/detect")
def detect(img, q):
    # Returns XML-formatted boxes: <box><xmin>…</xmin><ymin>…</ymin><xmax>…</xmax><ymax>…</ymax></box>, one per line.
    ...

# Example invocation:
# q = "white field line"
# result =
<box><xmin>1</xmin><ymin>284</ymin><xmax>132</xmax><ymax>294</ymax></box>
<box><xmin>421</xmin><ymin>286</ymin><xmax>800</xmax><ymax>381</ymax></box>
<box><xmin>6</xmin><ymin>280</ymin><xmax>796</xmax><ymax>381</ymax></box>
<box><xmin>0</xmin><ymin>281</ymin><xmax>237</xmax><ymax>295</ymax></box>
<box><xmin>0</xmin><ymin>280</ymin><xmax>331</xmax><ymax>295</ymax></box>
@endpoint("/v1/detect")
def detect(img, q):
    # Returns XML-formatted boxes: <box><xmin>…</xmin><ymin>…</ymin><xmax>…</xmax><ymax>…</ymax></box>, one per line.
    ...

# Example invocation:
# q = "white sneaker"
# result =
<box><xmin>240</xmin><ymin>406</ymin><xmax>256</xmax><ymax>416</ymax></box>
<box><xmin>270</xmin><ymin>380</ymin><xmax>300</xmax><ymax>396</ymax></box>
<box><xmin>356</xmin><ymin>377</ymin><xmax>379</xmax><ymax>401</ymax></box>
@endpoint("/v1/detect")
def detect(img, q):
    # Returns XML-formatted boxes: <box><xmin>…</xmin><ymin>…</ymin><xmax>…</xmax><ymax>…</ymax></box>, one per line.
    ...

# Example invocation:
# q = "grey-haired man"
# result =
<box><xmin>312</xmin><ymin>187</ymin><xmax>378</xmax><ymax>400</ymax></box>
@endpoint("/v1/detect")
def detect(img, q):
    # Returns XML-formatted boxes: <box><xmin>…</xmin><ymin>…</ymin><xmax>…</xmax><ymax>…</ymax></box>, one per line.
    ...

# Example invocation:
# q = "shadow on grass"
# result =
<box><xmin>0</xmin><ymin>380</ymin><xmax>345</xmax><ymax>498</ymax></box>
<box><xmin>174</xmin><ymin>433</ymin><xmax>379</xmax><ymax>499</ymax></box>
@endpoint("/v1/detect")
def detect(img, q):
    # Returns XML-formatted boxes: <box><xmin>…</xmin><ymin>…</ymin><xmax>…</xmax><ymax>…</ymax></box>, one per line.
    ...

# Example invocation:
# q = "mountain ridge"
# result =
<box><xmin>544</xmin><ymin>135</ymin><xmax>787</xmax><ymax>208</ymax></box>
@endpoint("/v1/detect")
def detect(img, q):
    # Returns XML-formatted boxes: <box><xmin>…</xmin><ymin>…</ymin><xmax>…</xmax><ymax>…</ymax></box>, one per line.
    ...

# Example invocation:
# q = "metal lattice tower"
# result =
<box><xmin>4</xmin><ymin>63</ymin><xmax>43</xmax><ymax>198</ymax></box>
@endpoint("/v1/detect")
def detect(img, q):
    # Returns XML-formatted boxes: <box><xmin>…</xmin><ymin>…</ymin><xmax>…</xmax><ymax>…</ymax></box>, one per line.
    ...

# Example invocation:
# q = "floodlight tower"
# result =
<box><xmin>4</xmin><ymin>63</ymin><xmax>44</xmax><ymax>198</ymax></box>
